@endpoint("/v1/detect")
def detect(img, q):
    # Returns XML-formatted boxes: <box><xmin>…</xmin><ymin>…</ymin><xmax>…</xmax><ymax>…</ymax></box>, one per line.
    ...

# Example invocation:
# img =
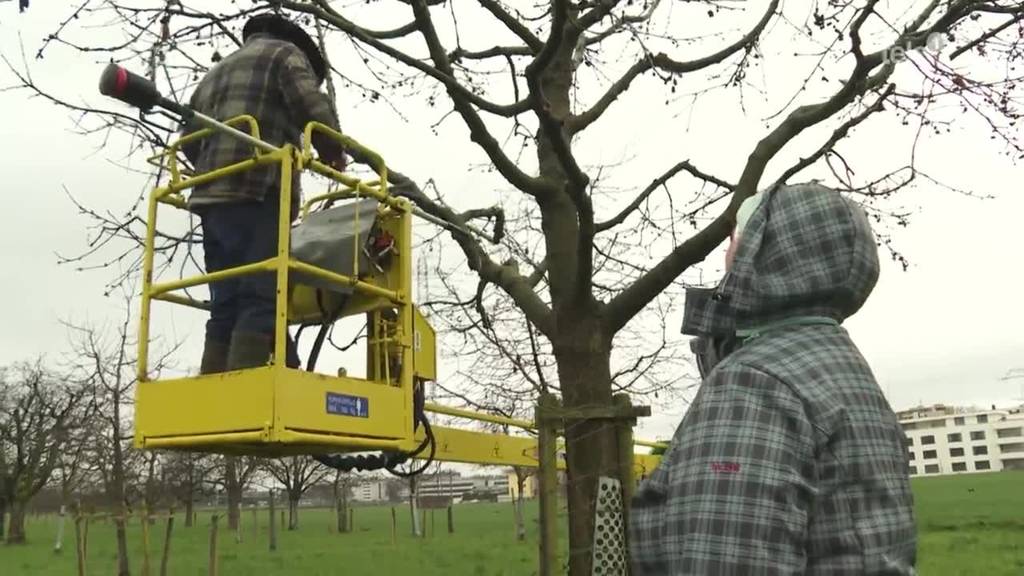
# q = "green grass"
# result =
<box><xmin>3</xmin><ymin>471</ymin><xmax>1022</xmax><ymax>575</ymax></box>
<box><xmin>5</xmin><ymin>502</ymin><xmax>550</xmax><ymax>576</ymax></box>
<box><xmin>910</xmin><ymin>471</ymin><xmax>1024</xmax><ymax>575</ymax></box>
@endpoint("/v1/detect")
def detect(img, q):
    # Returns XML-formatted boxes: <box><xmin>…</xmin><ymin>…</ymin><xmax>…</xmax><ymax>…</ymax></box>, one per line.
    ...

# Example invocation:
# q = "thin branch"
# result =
<box><xmin>596</xmin><ymin>161</ymin><xmax>734</xmax><ymax>233</ymax></box>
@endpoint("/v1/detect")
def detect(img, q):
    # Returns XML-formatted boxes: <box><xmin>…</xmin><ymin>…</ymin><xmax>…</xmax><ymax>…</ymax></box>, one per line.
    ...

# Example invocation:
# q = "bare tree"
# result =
<box><xmin>264</xmin><ymin>456</ymin><xmax>330</xmax><ymax>531</ymax></box>
<box><xmin>0</xmin><ymin>361</ymin><xmax>89</xmax><ymax>544</ymax></box>
<box><xmin>164</xmin><ymin>452</ymin><xmax>217</xmax><ymax>527</ymax></box>
<box><xmin>52</xmin><ymin>424</ymin><xmax>94</xmax><ymax>554</ymax></box>
<box><xmin>64</xmin><ymin>298</ymin><xmax>178</xmax><ymax>575</ymax></box>
<box><xmin>7</xmin><ymin>2</ymin><xmax>1023</xmax><ymax>572</ymax></box>
<box><xmin>222</xmin><ymin>456</ymin><xmax>261</xmax><ymax>531</ymax></box>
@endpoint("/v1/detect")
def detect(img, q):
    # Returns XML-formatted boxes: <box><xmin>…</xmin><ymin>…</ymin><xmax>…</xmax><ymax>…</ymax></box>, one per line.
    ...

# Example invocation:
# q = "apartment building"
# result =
<box><xmin>898</xmin><ymin>404</ymin><xmax>1024</xmax><ymax>477</ymax></box>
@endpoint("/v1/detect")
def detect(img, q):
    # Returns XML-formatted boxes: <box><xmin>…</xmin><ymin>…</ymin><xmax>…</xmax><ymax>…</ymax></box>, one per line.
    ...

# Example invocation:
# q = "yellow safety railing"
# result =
<box><xmin>137</xmin><ymin>117</ymin><xmax>409</xmax><ymax>395</ymax></box>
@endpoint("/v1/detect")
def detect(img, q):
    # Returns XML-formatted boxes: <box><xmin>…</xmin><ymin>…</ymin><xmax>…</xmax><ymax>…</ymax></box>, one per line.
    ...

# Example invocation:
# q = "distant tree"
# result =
<box><xmin>264</xmin><ymin>456</ymin><xmax>330</xmax><ymax>530</ymax></box>
<box><xmin>164</xmin><ymin>453</ymin><xmax>217</xmax><ymax>527</ymax></box>
<box><xmin>0</xmin><ymin>361</ymin><xmax>89</xmax><ymax>544</ymax></box>
<box><xmin>64</xmin><ymin>298</ymin><xmax>178</xmax><ymax>575</ymax></box>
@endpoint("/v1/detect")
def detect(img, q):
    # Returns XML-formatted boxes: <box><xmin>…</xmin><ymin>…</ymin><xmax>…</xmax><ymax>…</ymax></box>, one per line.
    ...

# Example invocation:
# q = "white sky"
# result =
<box><xmin>0</xmin><ymin>3</ymin><xmax>1021</xmax><ymax>446</ymax></box>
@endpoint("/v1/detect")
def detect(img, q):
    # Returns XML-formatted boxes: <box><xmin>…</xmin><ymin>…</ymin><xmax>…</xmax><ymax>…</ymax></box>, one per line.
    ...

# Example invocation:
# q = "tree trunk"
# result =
<box><xmin>110</xmin><ymin>389</ymin><xmax>132</xmax><ymax>576</ymax></box>
<box><xmin>0</xmin><ymin>498</ymin><xmax>6</xmax><ymax>539</ymax></box>
<box><xmin>184</xmin><ymin>497</ymin><xmax>194</xmax><ymax>528</ymax></box>
<box><xmin>287</xmin><ymin>496</ymin><xmax>299</xmax><ymax>531</ymax></box>
<box><xmin>225</xmin><ymin>458</ymin><xmax>241</xmax><ymax>531</ymax></box>
<box><xmin>114</xmin><ymin>516</ymin><xmax>131</xmax><ymax>576</ymax></box>
<box><xmin>556</xmin><ymin>340</ymin><xmax>620</xmax><ymax>576</ymax></box>
<box><xmin>336</xmin><ymin>499</ymin><xmax>347</xmax><ymax>534</ymax></box>
<box><xmin>5</xmin><ymin>499</ymin><xmax>27</xmax><ymax>544</ymax></box>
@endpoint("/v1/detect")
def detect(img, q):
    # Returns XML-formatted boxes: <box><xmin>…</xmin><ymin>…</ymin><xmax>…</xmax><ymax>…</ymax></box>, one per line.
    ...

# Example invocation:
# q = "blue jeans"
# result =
<box><xmin>199</xmin><ymin>197</ymin><xmax>283</xmax><ymax>344</ymax></box>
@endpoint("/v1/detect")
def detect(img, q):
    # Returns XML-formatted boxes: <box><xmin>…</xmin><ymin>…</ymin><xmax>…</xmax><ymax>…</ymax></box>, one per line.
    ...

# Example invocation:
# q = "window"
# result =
<box><xmin>952</xmin><ymin>462</ymin><xmax>967</xmax><ymax>472</ymax></box>
<box><xmin>954</xmin><ymin>416</ymin><xmax>965</xmax><ymax>426</ymax></box>
<box><xmin>908</xmin><ymin>466</ymin><xmax>918</xmax><ymax>475</ymax></box>
<box><xmin>997</xmin><ymin>427</ymin><xmax>1023</xmax><ymax>439</ymax></box>
<box><xmin>923</xmin><ymin>450</ymin><xmax>938</xmax><ymax>459</ymax></box>
<box><xmin>904</xmin><ymin>436</ymin><xmax>914</xmax><ymax>446</ymax></box>
<box><xmin>950</xmin><ymin>447</ymin><xmax>965</xmax><ymax>457</ymax></box>
<box><xmin>971</xmin><ymin>431</ymin><xmax>986</xmax><ymax>441</ymax></box>
<box><xmin>977</xmin><ymin>414</ymin><xmax>989</xmax><ymax>424</ymax></box>
<box><xmin>908</xmin><ymin>450</ymin><xmax>915</xmax><ymax>461</ymax></box>
<box><xmin>921</xmin><ymin>435</ymin><xmax>935</xmax><ymax>445</ymax></box>
<box><xmin>947</xmin><ymin>433</ymin><xmax>962</xmax><ymax>443</ymax></box>
<box><xmin>924</xmin><ymin>464</ymin><xmax>940</xmax><ymax>474</ymax></box>
<box><xmin>975</xmin><ymin>461</ymin><xmax>991</xmax><ymax>471</ymax></box>
<box><xmin>973</xmin><ymin>446</ymin><xmax>988</xmax><ymax>456</ymax></box>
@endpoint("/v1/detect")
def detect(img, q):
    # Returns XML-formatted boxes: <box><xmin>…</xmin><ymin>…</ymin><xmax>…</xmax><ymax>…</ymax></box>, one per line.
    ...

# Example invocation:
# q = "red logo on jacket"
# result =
<box><xmin>710</xmin><ymin>462</ymin><xmax>741</xmax><ymax>473</ymax></box>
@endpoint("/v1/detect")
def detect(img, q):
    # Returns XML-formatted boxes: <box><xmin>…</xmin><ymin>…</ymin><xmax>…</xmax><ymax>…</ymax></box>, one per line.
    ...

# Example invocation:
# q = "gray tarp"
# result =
<box><xmin>290</xmin><ymin>197</ymin><xmax>380</xmax><ymax>294</ymax></box>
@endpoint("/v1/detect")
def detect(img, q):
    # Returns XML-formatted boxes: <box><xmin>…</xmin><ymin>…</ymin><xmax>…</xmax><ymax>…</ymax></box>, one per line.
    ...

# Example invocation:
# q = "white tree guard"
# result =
<box><xmin>591</xmin><ymin>476</ymin><xmax>627</xmax><ymax>576</ymax></box>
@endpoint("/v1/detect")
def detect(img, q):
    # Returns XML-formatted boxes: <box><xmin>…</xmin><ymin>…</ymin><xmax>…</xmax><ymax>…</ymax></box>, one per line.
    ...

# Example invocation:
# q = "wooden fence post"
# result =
<box><xmin>537</xmin><ymin>392</ymin><xmax>561</xmax><ymax>576</ymax></box>
<box><xmin>159</xmin><ymin>513</ymin><xmax>174</xmax><ymax>576</ymax></box>
<box><xmin>74</xmin><ymin>515</ymin><xmax>86</xmax><ymax>576</ymax></box>
<box><xmin>447</xmin><ymin>505</ymin><xmax>454</xmax><ymax>534</ymax></box>
<box><xmin>208</xmin><ymin>514</ymin><xmax>219</xmax><ymax>576</ymax></box>
<box><xmin>390</xmin><ymin>507</ymin><xmax>397</xmax><ymax>546</ymax></box>
<box><xmin>348</xmin><ymin>507</ymin><xmax>354</xmax><ymax>533</ymax></box>
<box><xmin>141</xmin><ymin>508</ymin><xmax>152</xmax><ymax>576</ymax></box>
<box><xmin>614</xmin><ymin>394</ymin><xmax>636</xmax><ymax>521</ymax></box>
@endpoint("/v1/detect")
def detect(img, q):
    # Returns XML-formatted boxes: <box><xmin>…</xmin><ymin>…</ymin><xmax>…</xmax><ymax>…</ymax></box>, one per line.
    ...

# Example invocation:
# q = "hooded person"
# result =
<box><xmin>180</xmin><ymin>13</ymin><xmax>347</xmax><ymax>374</ymax></box>
<box><xmin>630</xmin><ymin>183</ymin><xmax>916</xmax><ymax>575</ymax></box>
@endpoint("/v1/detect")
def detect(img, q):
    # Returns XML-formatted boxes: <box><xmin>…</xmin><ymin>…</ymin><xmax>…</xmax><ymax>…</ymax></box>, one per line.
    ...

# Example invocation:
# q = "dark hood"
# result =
<box><xmin>683</xmin><ymin>182</ymin><xmax>880</xmax><ymax>337</ymax></box>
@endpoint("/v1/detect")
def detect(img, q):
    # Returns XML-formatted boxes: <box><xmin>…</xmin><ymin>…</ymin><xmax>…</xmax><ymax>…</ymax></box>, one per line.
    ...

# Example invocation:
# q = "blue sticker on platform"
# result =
<box><xmin>326</xmin><ymin>393</ymin><xmax>369</xmax><ymax>418</ymax></box>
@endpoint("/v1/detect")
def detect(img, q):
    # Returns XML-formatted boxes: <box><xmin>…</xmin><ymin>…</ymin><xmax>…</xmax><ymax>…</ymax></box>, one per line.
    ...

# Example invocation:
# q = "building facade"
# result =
<box><xmin>898</xmin><ymin>404</ymin><xmax>1024</xmax><ymax>476</ymax></box>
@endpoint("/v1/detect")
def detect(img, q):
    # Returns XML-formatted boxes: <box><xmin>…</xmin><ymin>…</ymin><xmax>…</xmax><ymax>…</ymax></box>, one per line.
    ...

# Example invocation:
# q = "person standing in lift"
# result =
<box><xmin>180</xmin><ymin>13</ymin><xmax>347</xmax><ymax>374</ymax></box>
<box><xmin>631</xmin><ymin>183</ymin><xmax>916</xmax><ymax>574</ymax></box>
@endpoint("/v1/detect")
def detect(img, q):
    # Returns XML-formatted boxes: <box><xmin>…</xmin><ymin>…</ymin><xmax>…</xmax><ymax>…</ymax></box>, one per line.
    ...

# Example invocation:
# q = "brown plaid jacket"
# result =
<box><xmin>630</xmin><ymin>184</ymin><xmax>917</xmax><ymax>575</ymax></box>
<box><xmin>181</xmin><ymin>33</ymin><xmax>338</xmax><ymax>210</ymax></box>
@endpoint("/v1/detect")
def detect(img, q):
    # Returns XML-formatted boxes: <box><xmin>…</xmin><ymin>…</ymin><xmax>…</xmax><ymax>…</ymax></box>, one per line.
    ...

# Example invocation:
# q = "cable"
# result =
<box><xmin>315</xmin><ymin>381</ymin><xmax>436</xmax><ymax>478</ymax></box>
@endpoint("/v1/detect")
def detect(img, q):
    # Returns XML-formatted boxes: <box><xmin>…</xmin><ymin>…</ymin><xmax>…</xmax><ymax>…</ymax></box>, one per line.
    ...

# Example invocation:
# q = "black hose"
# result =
<box><xmin>315</xmin><ymin>382</ymin><xmax>436</xmax><ymax>478</ymax></box>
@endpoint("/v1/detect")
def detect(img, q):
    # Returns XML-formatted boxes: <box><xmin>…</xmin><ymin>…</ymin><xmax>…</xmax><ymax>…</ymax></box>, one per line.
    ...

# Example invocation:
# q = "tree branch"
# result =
<box><xmin>476</xmin><ymin>0</ymin><xmax>544</xmax><ymax>52</ymax></box>
<box><xmin>390</xmin><ymin>172</ymin><xmax>554</xmax><ymax>335</ymax></box>
<box><xmin>605</xmin><ymin>7</ymin><xmax>916</xmax><ymax>332</ymax></box>
<box><xmin>568</xmin><ymin>0</ymin><xmax>780</xmax><ymax>133</ymax></box>
<box><xmin>596</xmin><ymin>161</ymin><xmax>734</xmax><ymax>233</ymax></box>
<box><xmin>772</xmin><ymin>83</ymin><xmax>896</xmax><ymax>189</ymax></box>
<box><xmin>279</xmin><ymin>1</ymin><xmax>533</xmax><ymax>118</ymax></box>
<box><xmin>404</xmin><ymin>0</ymin><xmax>555</xmax><ymax>197</ymax></box>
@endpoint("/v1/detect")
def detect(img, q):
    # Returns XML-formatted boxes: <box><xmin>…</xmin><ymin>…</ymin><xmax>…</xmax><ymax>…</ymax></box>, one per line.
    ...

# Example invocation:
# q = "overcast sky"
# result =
<box><xmin>0</xmin><ymin>3</ymin><xmax>1021</xmax><ymax>444</ymax></box>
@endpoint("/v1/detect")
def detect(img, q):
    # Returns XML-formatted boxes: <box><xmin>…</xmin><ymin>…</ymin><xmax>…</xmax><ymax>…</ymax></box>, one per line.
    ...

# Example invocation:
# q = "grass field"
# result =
<box><xmin>2</xmin><ymin>471</ymin><xmax>1021</xmax><ymax>575</ymax></box>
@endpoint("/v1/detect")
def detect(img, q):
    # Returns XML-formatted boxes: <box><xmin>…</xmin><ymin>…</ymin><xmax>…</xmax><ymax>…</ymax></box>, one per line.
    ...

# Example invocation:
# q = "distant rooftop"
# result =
<box><xmin>895</xmin><ymin>403</ymin><xmax>1023</xmax><ymax>422</ymax></box>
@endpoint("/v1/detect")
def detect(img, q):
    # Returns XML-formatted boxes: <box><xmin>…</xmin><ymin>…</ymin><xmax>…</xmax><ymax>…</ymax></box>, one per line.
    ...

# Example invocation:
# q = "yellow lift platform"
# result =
<box><xmin>98</xmin><ymin>63</ymin><xmax>664</xmax><ymax>478</ymax></box>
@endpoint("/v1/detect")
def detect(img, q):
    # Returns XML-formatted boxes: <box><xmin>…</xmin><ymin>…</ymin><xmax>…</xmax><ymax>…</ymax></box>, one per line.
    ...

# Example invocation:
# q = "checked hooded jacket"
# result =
<box><xmin>181</xmin><ymin>33</ymin><xmax>339</xmax><ymax>213</ymax></box>
<box><xmin>630</xmin><ymin>183</ymin><xmax>916</xmax><ymax>575</ymax></box>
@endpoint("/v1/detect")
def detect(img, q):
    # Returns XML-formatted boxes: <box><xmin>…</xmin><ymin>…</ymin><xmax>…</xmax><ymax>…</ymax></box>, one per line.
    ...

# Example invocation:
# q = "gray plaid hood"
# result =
<box><xmin>682</xmin><ymin>182</ymin><xmax>880</xmax><ymax>337</ymax></box>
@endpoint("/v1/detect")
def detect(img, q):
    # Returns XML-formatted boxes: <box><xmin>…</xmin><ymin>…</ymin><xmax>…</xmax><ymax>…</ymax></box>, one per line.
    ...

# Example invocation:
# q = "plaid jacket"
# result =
<box><xmin>181</xmin><ymin>33</ymin><xmax>338</xmax><ymax>210</ymax></box>
<box><xmin>631</xmin><ymin>183</ymin><xmax>916</xmax><ymax>575</ymax></box>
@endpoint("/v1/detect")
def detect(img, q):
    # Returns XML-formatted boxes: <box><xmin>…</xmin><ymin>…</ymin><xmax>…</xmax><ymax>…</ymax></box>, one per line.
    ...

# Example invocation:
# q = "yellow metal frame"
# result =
<box><xmin>134</xmin><ymin>117</ymin><xmax>665</xmax><ymax>474</ymax></box>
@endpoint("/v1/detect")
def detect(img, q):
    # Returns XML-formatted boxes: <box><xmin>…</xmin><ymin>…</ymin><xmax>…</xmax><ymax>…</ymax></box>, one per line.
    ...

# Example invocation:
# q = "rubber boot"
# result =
<box><xmin>226</xmin><ymin>331</ymin><xmax>273</xmax><ymax>371</ymax></box>
<box><xmin>199</xmin><ymin>336</ymin><xmax>230</xmax><ymax>375</ymax></box>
